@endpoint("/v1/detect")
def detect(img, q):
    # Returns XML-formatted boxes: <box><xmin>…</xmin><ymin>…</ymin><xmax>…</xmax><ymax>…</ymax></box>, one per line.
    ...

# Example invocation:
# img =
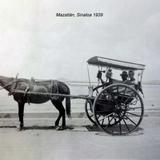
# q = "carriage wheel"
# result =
<box><xmin>93</xmin><ymin>83</ymin><xmax>144</xmax><ymax>135</ymax></box>
<box><xmin>85</xmin><ymin>85</ymin><xmax>104</xmax><ymax>125</ymax></box>
<box><xmin>85</xmin><ymin>99</ymin><xmax>96</xmax><ymax>125</ymax></box>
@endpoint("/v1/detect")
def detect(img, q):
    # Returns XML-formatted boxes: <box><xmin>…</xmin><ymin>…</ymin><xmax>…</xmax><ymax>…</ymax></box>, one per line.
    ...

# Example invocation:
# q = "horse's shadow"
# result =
<box><xmin>24</xmin><ymin>125</ymin><xmax>74</xmax><ymax>131</ymax></box>
<box><xmin>0</xmin><ymin>125</ymin><xmax>74</xmax><ymax>131</ymax></box>
<box><xmin>24</xmin><ymin>126</ymin><xmax>56</xmax><ymax>130</ymax></box>
<box><xmin>0</xmin><ymin>125</ymin><xmax>55</xmax><ymax>130</ymax></box>
<box><xmin>0</xmin><ymin>126</ymin><xmax>17</xmax><ymax>128</ymax></box>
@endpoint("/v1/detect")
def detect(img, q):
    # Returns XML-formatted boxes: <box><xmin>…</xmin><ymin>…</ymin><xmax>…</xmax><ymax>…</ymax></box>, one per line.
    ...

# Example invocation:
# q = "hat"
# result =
<box><xmin>120</xmin><ymin>71</ymin><xmax>128</xmax><ymax>77</ymax></box>
<box><xmin>129</xmin><ymin>70</ymin><xmax>134</xmax><ymax>75</ymax></box>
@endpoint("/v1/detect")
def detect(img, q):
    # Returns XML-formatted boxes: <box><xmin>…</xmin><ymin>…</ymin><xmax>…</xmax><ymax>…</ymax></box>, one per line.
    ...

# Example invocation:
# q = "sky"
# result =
<box><xmin>0</xmin><ymin>0</ymin><xmax>160</xmax><ymax>82</ymax></box>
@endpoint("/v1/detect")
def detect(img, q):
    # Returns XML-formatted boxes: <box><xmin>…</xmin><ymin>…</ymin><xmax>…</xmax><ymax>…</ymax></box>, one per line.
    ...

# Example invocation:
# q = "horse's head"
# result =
<box><xmin>0</xmin><ymin>76</ymin><xmax>15</xmax><ymax>92</ymax></box>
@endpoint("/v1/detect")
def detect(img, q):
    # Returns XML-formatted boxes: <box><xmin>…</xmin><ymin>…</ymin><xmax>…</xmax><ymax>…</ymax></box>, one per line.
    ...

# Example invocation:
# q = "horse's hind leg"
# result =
<box><xmin>51</xmin><ymin>100</ymin><xmax>66</xmax><ymax>130</ymax></box>
<box><xmin>17</xmin><ymin>102</ymin><xmax>25</xmax><ymax>131</ymax></box>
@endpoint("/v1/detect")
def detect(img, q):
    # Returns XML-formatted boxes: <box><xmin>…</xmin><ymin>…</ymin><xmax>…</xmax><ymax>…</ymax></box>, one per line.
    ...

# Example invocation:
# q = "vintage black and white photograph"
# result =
<box><xmin>0</xmin><ymin>0</ymin><xmax>160</xmax><ymax>160</ymax></box>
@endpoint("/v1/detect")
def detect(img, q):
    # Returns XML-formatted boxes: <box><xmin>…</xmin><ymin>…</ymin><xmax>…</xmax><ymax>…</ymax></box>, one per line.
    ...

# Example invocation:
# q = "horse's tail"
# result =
<box><xmin>66</xmin><ymin>87</ymin><xmax>71</xmax><ymax>118</ymax></box>
<box><xmin>66</xmin><ymin>96</ymin><xmax>71</xmax><ymax>118</ymax></box>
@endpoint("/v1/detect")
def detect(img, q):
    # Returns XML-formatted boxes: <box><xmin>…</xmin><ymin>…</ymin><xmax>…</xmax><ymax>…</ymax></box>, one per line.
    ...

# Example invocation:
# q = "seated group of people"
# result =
<box><xmin>120</xmin><ymin>70</ymin><xmax>135</xmax><ymax>84</ymax></box>
<box><xmin>97</xmin><ymin>68</ymin><xmax>144</xmax><ymax>96</ymax></box>
<box><xmin>97</xmin><ymin>69</ymin><xmax>136</xmax><ymax>85</ymax></box>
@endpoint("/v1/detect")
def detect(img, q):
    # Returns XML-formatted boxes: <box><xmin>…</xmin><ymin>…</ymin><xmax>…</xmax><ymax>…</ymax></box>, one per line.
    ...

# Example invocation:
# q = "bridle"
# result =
<box><xmin>0</xmin><ymin>74</ymin><xmax>19</xmax><ymax>95</ymax></box>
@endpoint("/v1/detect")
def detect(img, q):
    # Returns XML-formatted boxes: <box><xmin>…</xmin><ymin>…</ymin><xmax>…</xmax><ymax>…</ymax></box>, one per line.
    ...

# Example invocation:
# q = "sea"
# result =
<box><xmin>0</xmin><ymin>83</ymin><xmax>160</xmax><ymax>113</ymax></box>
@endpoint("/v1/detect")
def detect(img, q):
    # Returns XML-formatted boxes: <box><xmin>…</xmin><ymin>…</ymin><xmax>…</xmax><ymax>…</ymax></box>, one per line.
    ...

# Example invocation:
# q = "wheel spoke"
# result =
<box><xmin>128</xmin><ymin>107</ymin><xmax>141</xmax><ymax>110</ymax></box>
<box><xmin>97</xmin><ymin>112</ymin><xmax>113</xmax><ymax>124</ymax></box>
<box><xmin>119</xmin><ymin>119</ymin><xmax>122</xmax><ymax>135</ymax></box>
<box><xmin>101</xmin><ymin>117</ymin><xmax>105</xmax><ymax>126</ymax></box>
<box><xmin>122</xmin><ymin>118</ymin><xmax>130</xmax><ymax>132</ymax></box>
<box><xmin>126</xmin><ymin>111</ymin><xmax>141</xmax><ymax>117</ymax></box>
<box><xmin>108</xmin><ymin>113</ymin><xmax>115</xmax><ymax>125</ymax></box>
<box><xmin>123</xmin><ymin>96</ymin><xmax>132</xmax><ymax>104</ymax></box>
<box><xmin>97</xmin><ymin>115</ymin><xmax>101</xmax><ymax>119</ymax></box>
<box><xmin>124</xmin><ymin>115</ymin><xmax>137</xmax><ymax>126</ymax></box>
<box><xmin>98</xmin><ymin>116</ymin><xmax>105</xmax><ymax>122</ymax></box>
<box><xmin>106</xmin><ymin>112</ymin><xmax>114</xmax><ymax>117</ymax></box>
<box><xmin>130</xmin><ymin>98</ymin><xmax>138</xmax><ymax>105</ymax></box>
<box><xmin>116</xmin><ymin>86</ymin><xmax>119</xmax><ymax>94</ymax></box>
<box><xmin>98</xmin><ymin>116</ymin><xmax>106</xmax><ymax>126</ymax></box>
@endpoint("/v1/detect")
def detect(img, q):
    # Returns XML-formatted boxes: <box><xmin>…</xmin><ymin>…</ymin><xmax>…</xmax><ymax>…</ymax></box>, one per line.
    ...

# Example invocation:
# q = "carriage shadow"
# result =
<box><xmin>85</xmin><ymin>124</ymin><xmax>144</xmax><ymax>136</ymax></box>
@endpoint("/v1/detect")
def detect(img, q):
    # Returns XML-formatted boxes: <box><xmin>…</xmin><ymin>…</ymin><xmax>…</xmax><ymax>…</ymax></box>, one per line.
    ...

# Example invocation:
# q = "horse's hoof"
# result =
<box><xmin>66</xmin><ymin>126</ymin><xmax>74</xmax><ymax>130</ymax></box>
<box><xmin>16</xmin><ymin>125</ymin><xmax>24</xmax><ymax>131</ymax></box>
<box><xmin>16</xmin><ymin>127</ymin><xmax>23</xmax><ymax>131</ymax></box>
<box><xmin>56</xmin><ymin>126</ymin><xmax>66</xmax><ymax>131</ymax></box>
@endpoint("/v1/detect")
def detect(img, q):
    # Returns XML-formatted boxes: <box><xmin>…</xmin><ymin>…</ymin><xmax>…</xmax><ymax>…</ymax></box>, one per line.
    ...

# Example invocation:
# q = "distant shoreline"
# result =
<box><xmin>65</xmin><ymin>81</ymin><xmax>160</xmax><ymax>86</ymax></box>
<box><xmin>142</xmin><ymin>83</ymin><xmax>160</xmax><ymax>86</ymax></box>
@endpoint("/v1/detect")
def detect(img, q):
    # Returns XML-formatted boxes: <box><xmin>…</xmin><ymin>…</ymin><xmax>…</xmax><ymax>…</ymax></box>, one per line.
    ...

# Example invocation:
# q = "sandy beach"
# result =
<box><xmin>0</xmin><ymin>114</ymin><xmax>160</xmax><ymax>160</ymax></box>
<box><xmin>0</xmin><ymin>84</ymin><xmax>160</xmax><ymax>160</ymax></box>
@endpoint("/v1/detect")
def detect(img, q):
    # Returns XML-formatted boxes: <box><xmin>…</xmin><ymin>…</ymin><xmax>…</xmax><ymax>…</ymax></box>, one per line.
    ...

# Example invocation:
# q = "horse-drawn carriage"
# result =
<box><xmin>85</xmin><ymin>56</ymin><xmax>145</xmax><ymax>135</ymax></box>
<box><xmin>0</xmin><ymin>56</ymin><xmax>145</xmax><ymax>135</ymax></box>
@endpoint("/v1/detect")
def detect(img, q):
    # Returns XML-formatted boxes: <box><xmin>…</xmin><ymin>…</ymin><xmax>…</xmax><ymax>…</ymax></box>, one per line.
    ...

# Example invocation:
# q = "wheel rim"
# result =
<box><xmin>85</xmin><ymin>85</ymin><xmax>104</xmax><ymax>125</ymax></box>
<box><xmin>93</xmin><ymin>83</ymin><xmax>144</xmax><ymax>135</ymax></box>
<box><xmin>85</xmin><ymin>100</ymin><xmax>96</xmax><ymax>125</ymax></box>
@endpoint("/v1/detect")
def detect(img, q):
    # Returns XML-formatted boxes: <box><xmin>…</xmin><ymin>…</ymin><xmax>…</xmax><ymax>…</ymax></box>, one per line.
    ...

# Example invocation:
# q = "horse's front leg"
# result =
<box><xmin>17</xmin><ymin>102</ymin><xmax>25</xmax><ymax>131</ymax></box>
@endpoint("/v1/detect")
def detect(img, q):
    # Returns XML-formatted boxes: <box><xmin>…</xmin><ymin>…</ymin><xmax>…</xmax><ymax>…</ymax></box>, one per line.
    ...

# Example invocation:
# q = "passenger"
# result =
<box><xmin>97</xmin><ymin>70</ymin><xmax>102</xmax><ymax>83</ymax></box>
<box><xmin>105</xmin><ymin>69</ymin><xmax>121</xmax><ymax>84</ymax></box>
<box><xmin>105</xmin><ymin>69</ymin><xmax>113</xmax><ymax>84</ymax></box>
<box><xmin>120</xmin><ymin>71</ymin><xmax>128</xmax><ymax>82</ymax></box>
<box><xmin>128</xmin><ymin>70</ymin><xmax>135</xmax><ymax>84</ymax></box>
<box><xmin>97</xmin><ymin>70</ymin><xmax>105</xmax><ymax>84</ymax></box>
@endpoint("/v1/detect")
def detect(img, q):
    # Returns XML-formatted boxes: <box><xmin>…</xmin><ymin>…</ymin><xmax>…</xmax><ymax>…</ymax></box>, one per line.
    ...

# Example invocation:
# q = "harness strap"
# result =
<box><xmin>8</xmin><ymin>79</ymin><xmax>19</xmax><ymax>96</ymax></box>
<box><xmin>9</xmin><ymin>74</ymin><xmax>19</xmax><ymax>95</ymax></box>
<box><xmin>50</xmin><ymin>80</ymin><xmax>59</xmax><ymax>100</ymax></box>
<box><xmin>0</xmin><ymin>81</ymin><xmax>14</xmax><ymax>91</ymax></box>
<box><xmin>55</xmin><ymin>80</ymin><xmax>59</xmax><ymax>93</ymax></box>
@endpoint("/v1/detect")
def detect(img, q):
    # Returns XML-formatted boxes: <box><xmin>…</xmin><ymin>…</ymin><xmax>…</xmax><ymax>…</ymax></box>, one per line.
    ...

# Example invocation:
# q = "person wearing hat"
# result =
<box><xmin>128</xmin><ymin>70</ymin><xmax>135</xmax><ymax>83</ymax></box>
<box><xmin>120</xmin><ymin>71</ymin><xmax>128</xmax><ymax>82</ymax></box>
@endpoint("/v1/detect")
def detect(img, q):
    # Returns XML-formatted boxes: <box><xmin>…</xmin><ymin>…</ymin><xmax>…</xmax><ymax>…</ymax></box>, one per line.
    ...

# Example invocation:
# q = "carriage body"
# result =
<box><xmin>85</xmin><ymin>56</ymin><xmax>145</xmax><ymax>135</ymax></box>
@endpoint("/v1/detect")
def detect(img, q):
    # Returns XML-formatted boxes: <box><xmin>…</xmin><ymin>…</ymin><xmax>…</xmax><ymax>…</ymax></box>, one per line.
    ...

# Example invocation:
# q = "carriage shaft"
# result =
<box><xmin>12</xmin><ymin>89</ymin><xmax>92</xmax><ymax>100</ymax></box>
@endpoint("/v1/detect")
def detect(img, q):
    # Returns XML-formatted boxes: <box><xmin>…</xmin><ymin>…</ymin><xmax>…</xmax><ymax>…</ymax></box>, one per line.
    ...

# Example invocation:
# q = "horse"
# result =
<box><xmin>0</xmin><ymin>75</ymin><xmax>71</xmax><ymax>131</ymax></box>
